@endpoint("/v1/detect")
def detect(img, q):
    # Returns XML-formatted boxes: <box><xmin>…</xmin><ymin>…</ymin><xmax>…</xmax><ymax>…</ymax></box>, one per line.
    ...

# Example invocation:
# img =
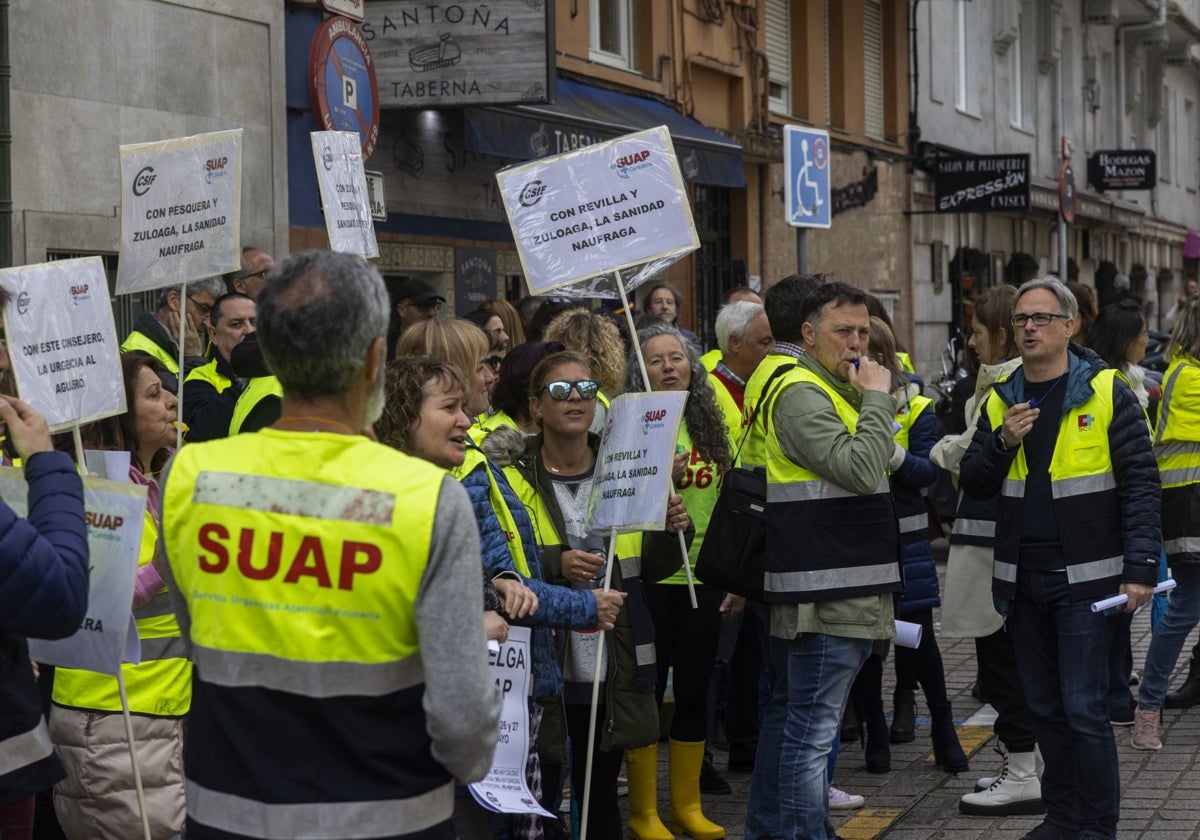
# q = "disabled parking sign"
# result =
<box><xmin>784</xmin><ymin>126</ymin><xmax>831</xmax><ymax>229</ymax></box>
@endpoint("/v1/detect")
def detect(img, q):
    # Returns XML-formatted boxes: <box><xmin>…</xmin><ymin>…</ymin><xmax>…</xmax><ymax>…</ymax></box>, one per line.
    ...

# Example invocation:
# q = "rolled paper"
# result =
<box><xmin>894</xmin><ymin>619</ymin><xmax>923</xmax><ymax>649</ymax></box>
<box><xmin>1090</xmin><ymin>578</ymin><xmax>1176</xmax><ymax>613</ymax></box>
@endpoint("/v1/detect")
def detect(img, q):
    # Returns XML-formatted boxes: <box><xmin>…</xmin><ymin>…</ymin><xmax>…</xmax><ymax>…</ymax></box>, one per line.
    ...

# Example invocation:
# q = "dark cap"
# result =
<box><xmin>396</xmin><ymin>278</ymin><xmax>446</xmax><ymax>306</ymax></box>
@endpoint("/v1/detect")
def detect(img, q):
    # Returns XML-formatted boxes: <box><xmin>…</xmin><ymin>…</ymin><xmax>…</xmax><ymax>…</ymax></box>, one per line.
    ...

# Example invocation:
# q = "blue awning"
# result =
<box><xmin>463</xmin><ymin>78</ymin><xmax>746</xmax><ymax>189</ymax></box>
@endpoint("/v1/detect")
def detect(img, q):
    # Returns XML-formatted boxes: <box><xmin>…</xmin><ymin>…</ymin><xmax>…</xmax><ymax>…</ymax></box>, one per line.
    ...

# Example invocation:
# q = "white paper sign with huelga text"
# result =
<box><xmin>0</xmin><ymin>258</ymin><xmax>125</xmax><ymax>432</ymax></box>
<box><xmin>311</xmin><ymin>130</ymin><xmax>379</xmax><ymax>257</ymax></box>
<box><xmin>20</xmin><ymin>473</ymin><xmax>149</xmax><ymax>675</ymax></box>
<box><xmin>586</xmin><ymin>390</ymin><xmax>687</xmax><ymax>534</ymax></box>
<box><xmin>495</xmin><ymin>126</ymin><xmax>699</xmax><ymax>299</ymax></box>
<box><xmin>469</xmin><ymin>627</ymin><xmax>554</xmax><ymax>817</ymax></box>
<box><xmin>116</xmin><ymin>128</ymin><xmax>243</xmax><ymax>294</ymax></box>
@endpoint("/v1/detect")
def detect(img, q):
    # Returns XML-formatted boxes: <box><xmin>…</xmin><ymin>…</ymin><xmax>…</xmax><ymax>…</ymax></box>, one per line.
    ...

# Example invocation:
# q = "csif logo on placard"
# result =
<box><xmin>519</xmin><ymin>180</ymin><xmax>546</xmax><ymax>207</ymax></box>
<box><xmin>204</xmin><ymin>156</ymin><xmax>229</xmax><ymax>185</ymax></box>
<box><xmin>132</xmin><ymin>166</ymin><xmax>157</xmax><ymax>197</ymax></box>
<box><xmin>611</xmin><ymin>148</ymin><xmax>652</xmax><ymax>179</ymax></box>
<box><xmin>642</xmin><ymin>408</ymin><xmax>667</xmax><ymax>434</ymax></box>
<box><xmin>322</xmin><ymin>146</ymin><xmax>334</xmax><ymax>172</ymax></box>
<box><xmin>16</xmin><ymin>291</ymin><xmax>30</xmax><ymax>315</ymax></box>
<box><xmin>69</xmin><ymin>284</ymin><xmax>91</xmax><ymax>306</ymax></box>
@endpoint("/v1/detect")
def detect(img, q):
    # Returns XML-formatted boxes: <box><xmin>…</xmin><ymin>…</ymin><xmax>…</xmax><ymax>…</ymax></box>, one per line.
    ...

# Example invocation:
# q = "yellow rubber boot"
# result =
<box><xmin>625</xmin><ymin>745</ymin><xmax>673</xmax><ymax>840</ymax></box>
<box><xmin>667</xmin><ymin>740</ymin><xmax>725</xmax><ymax>840</ymax></box>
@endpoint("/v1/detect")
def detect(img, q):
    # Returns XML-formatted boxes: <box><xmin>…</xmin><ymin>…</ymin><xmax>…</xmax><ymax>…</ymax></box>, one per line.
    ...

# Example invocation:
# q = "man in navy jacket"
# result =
<box><xmin>0</xmin><ymin>394</ymin><xmax>89</xmax><ymax>836</ymax></box>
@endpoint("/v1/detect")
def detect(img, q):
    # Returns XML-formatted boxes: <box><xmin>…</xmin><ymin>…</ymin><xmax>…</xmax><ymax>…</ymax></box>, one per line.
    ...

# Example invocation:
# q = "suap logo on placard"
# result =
<box><xmin>132</xmin><ymin>166</ymin><xmax>157</xmax><ymax>197</ymax></box>
<box><xmin>204</xmin><ymin>156</ymin><xmax>230</xmax><ymax>185</ymax></box>
<box><xmin>611</xmin><ymin>148</ymin><xmax>652</xmax><ymax>180</ymax></box>
<box><xmin>69</xmin><ymin>283</ymin><xmax>91</xmax><ymax>306</ymax></box>
<box><xmin>519</xmin><ymin>180</ymin><xmax>546</xmax><ymax>207</ymax></box>
<box><xmin>642</xmin><ymin>408</ymin><xmax>667</xmax><ymax>434</ymax></box>
<box><xmin>16</xmin><ymin>291</ymin><xmax>30</xmax><ymax>315</ymax></box>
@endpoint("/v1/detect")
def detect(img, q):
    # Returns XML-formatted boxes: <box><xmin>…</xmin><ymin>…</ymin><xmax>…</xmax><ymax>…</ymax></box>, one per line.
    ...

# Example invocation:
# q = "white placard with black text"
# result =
<box><xmin>0</xmin><ymin>258</ymin><xmax>125</xmax><ymax>432</ymax></box>
<box><xmin>586</xmin><ymin>390</ymin><xmax>688</xmax><ymax>534</ymax></box>
<box><xmin>496</xmin><ymin>126</ymin><xmax>699</xmax><ymax>299</ymax></box>
<box><xmin>312</xmin><ymin>130</ymin><xmax>379</xmax><ymax>257</ymax></box>
<box><xmin>116</xmin><ymin>129</ymin><xmax>243</xmax><ymax>294</ymax></box>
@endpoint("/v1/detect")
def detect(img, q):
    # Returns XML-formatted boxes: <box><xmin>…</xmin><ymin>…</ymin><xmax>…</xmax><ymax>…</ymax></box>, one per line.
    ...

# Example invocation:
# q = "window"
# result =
<box><xmin>1188</xmin><ymin>99</ymin><xmax>1197</xmax><ymax>191</ymax></box>
<box><xmin>765</xmin><ymin>0</ymin><xmax>790</xmax><ymax>114</ymax></box>
<box><xmin>955</xmin><ymin>0</ymin><xmax>977</xmax><ymax>113</ymax></box>
<box><xmin>1009</xmin><ymin>1</ymin><xmax>1037</xmax><ymax>130</ymax></box>
<box><xmin>1159</xmin><ymin>87</ymin><xmax>1172</xmax><ymax>183</ymax></box>
<box><xmin>863</xmin><ymin>0</ymin><xmax>885</xmax><ymax>140</ymax></box>
<box><xmin>590</xmin><ymin>0</ymin><xmax>632</xmax><ymax>69</ymax></box>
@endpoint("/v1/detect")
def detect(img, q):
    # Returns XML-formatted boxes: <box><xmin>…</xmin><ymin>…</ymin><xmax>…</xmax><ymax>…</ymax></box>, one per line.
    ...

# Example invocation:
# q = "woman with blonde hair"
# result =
<box><xmin>542</xmin><ymin>308</ymin><xmax>626</xmax><ymax>434</ymax></box>
<box><xmin>482</xmin><ymin>298</ymin><xmax>526</xmax><ymax>349</ymax></box>
<box><xmin>396</xmin><ymin>318</ymin><xmax>495</xmax><ymax>423</ymax></box>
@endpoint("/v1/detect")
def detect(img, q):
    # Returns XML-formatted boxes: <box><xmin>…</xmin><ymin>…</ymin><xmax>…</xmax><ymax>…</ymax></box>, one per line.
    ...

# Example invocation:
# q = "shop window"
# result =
<box><xmin>693</xmin><ymin>185</ymin><xmax>733</xmax><ymax>348</ymax></box>
<box><xmin>765</xmin><ymin>0</ymin><xmax>790</xmax><ymax>114</ymax></box>
<box><xmin>590</xmin><ymin>0</ymin><xmax>634</xmax><ymax>70</ymax></box>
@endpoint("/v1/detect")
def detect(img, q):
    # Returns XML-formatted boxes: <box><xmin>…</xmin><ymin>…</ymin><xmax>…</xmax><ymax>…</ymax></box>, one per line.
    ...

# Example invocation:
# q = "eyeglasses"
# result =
<box><xmin>1010</xmin><ymin>312</ymin><xmax>1069</xmax><ymax>328</ymax></box>
<box><xmin>483</xmin><ymin>355</ymin><xmax>503</xmax><ymax>372</ymax></box>
<box><xmin>542</xmin><ymin>379</ymin><xmax>600</xmax><ymax>401</ymax></box>
<box><xmin>404</xmin><ymin>299</ymin><xmax>441</xmax><ymax>313</ymax></box>
<box><xmin>187</xmin><ymin>297</ymin><xmax>213</xmax><ymax>317</ymax></box>
<box><xmin>238</xmin><ymin>269</ymin><xmax>268</xmax><ymax>283</ymax></box>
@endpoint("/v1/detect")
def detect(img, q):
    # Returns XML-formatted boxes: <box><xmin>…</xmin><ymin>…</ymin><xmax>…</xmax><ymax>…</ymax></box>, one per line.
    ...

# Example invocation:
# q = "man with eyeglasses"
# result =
<box><xmin>182</xmin><ymin>292</ymin><xmax>257</xmax><ymax>442</ymax></box>
<box><xmin>224</xmin><ymin>246</ymin><xmax>275</xmax><ymax>301</ymax></box>
<box><xmin>960</xmin><ymin>276</ymin><xmax>1160</xmax><ymax>840</ymax></box>
<box><xmin>121</xmin><ymin>277</ymin><xmax>226</xmax><ymax>390</ymax></box>
<box><xmin>393</xmin><ymin>278</ymin><xmax>445</xmax><ymax>346</ymax></box>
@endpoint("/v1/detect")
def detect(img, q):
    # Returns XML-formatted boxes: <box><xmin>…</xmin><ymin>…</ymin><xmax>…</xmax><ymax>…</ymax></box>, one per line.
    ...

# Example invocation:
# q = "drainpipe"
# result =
<box><xmin>1115</xmin><ymin>0</ymin><xmax>1167</xmax><ymax>149</ymax></box>
<box><xmin>0</xmin><ymin>0</ymin><xmax>11</xmax><ymax>268</ymax></box>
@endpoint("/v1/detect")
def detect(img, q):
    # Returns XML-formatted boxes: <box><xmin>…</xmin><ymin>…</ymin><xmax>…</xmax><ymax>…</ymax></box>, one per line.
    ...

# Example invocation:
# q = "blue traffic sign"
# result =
<box><xmin>783</xmin><ymin>125</ymin><xmax>831</xmax><ymax>229</ymax></box>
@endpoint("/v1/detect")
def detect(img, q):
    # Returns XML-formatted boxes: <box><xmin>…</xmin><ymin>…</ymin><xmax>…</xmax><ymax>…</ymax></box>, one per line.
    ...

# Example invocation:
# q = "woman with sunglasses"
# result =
<box><xmin>396</xmin><ymin>328</ymin><xmax>624</xmax><ymax>834</ymax></box>
<box><xmin>502</xmin><ymin>351</ymin><xmax>691</xmax><ymax>840</ymax></box>
<box><xmin>621</xmin><ymin>324</ymin><xmax>733</xmax><ymax>840</ymax></box>
<box><xmin>542</xmin><ymin>308</ymin><xmax>627</xmax><ymax>436</ymax></box>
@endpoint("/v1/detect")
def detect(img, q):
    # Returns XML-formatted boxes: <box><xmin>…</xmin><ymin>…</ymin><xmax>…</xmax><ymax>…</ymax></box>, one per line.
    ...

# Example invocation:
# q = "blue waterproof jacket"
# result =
<box><xmin>892</xmin><ymin>407</ymin><xmax>942</xmax><ymax>616</ymax></box>
<box><xmin>0</xmin><ymin>451</ymin><xmax>89</xmax><ymax>803</ymax></box>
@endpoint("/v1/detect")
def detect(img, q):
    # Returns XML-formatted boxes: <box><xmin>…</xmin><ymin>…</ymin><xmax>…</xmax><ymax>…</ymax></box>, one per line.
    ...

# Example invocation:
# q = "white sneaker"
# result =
<box><xmin>828</xmin><ymin>786</ymin><xmax>864</xmax><ymax>811</ymax></box>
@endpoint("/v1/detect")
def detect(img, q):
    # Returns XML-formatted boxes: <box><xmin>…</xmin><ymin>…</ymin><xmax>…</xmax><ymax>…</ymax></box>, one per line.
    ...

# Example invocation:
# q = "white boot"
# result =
<box><xmin>975</xmin><ymin>744</ymin><xmax>1043</xmax><ymax>790</ymax></box>
<box><xmin>959</xmin><ymin>750</ymin><xmax>1044</xmax><ymax>816</ymax></box>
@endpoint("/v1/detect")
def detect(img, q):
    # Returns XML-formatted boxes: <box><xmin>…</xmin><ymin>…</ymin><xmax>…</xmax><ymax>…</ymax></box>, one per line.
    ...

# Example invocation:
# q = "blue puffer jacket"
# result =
<box><xmin>0</xmin><ymin>451</ymin><xmax>89</xmax><ymax>803</ymax></box>
<box><xmin>458</xmin><ymin>447</ymin><xmax>598</xmax><ymax>700</ymax></box>
<box><xmin>892</xmin><ymin>405</ymin><xmax>942</xmax><ymax>616</ymax></box>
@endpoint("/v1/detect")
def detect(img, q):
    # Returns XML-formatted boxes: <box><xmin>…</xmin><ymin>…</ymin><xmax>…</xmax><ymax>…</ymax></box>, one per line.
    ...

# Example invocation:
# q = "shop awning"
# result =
<box><xmin>1185</xmin><ymin>230</ymin><xmax>1200</xmax><ymax>259</ymax></box>
<box><xmin>464</xmin><ymin>78</ymin><xmax>746</xmax><ymax>189</ymax></box>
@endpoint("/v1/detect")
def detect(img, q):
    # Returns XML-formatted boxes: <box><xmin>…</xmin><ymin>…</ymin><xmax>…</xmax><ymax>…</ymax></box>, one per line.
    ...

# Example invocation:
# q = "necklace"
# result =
<box><xmin>1027</xmin><ymin>370</ymin><xmax>1067</xmax><ymax>409</ymax></box>
<box><xmin>274</xmin><ymin>415</ymin><xmax>360</xmax><ymax>435</ymax></box>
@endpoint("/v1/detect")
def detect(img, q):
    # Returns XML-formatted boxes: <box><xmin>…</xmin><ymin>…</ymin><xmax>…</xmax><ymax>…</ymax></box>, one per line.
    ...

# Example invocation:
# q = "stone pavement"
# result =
<box><xmin>617</xmin><ymin>558</ymin><xmax>1200</xmax><ymax>840</ymax></box>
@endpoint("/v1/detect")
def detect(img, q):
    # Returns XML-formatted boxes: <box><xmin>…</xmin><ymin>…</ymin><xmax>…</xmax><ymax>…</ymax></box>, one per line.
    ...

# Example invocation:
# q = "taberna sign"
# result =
<box><xmin>1086</xmin><ymin>150</ymin><xmax>1156</xmax><ymax>192</ymax></box>
<box><xmin>933</xmin><ymin>154</ymin><xmax>1029</xmax><ymax>214</ymax></box>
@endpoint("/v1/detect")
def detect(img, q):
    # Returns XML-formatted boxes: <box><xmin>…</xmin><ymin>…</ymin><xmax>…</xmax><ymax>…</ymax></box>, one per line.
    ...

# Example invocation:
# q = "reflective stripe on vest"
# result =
<box><xmin>186</xmin><ymin>778</ymin><xmax>455</xmax><ymax>840</ymax></box>
<box><xmin>898</xmin><ymin>513</ymin><xmax>929</xmax><ymax>536</ymax></box>
<box><xmin>769</xmin><ymin>476</ymin><xmax>889</xmax><ymax>503</ymax></box>
<box><xmin>952</xmin><ymin>517</ymin><xmax>995</xmax><ymax>540</ymax></box>
<box><xmin>184</xmin><ymin>358</ymin><xmax>231</xmax><ymax>393</ymax></box>
<box><xmin>1166</xmin><ymin>536</ymin><xmax>1200</xmax><ymax>555</ymax></box>
<box><xmin>120</xmin><ymin>329</ymin><xmax>179</xmax><ymax>374</ymax></box>
<box><xmin>765</xmin><ymin>561</ymin><xmax>902</xmax><ymax>596</ymax></box>
<box><xmin>454</xmin><ymin>445</ymin><xmax>531</xmax><ymax>577</ymax></box>
<box><xmin>230</xmin><ymin>375</ymin><xmax>282</xmax><ymax>435</ymax></box>
<box><xmin>191</xmin><ymin>643</ymin><xmax>424</xmax><ymax>697</ymax></box>
<box><xmin>0</xmin><ymin>718</ymin><xmax>54</xmax><ymax>776</ymax></box>
<box><xmin>53</xmin><ymin>509</ymin><xmax>191</xmax><ymax>716</ymax></box>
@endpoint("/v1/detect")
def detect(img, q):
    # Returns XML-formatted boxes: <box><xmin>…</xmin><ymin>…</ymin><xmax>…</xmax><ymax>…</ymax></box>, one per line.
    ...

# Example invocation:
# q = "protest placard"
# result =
<box><xmin>312</xmin><ymin>130</ymin><xmax>379</xmax><ymax>258</ymax></box>
<box><xmin>18</xmin><ymin>473</ymin><xmax>149</xmax><ymax>675</ymax></box>
<box><xmin>116</xmin><ymin>128</ymin><xmax>243</xmax><ymax>294</ymax></box>
<box><xmin>470</xmin><ymin>627</ymin><xmax>553</xmax><ymax>817</ymax></box>
<box><xmin>586</xmin><ymin>390</ymin><xmax>687</xmax><ymax>534</ymax></box>
<box><xmin>495</xmin><ymin>126</ymin><xmax>699</xmax><ymax>299</ymax></box>
<box><xmin>0</xmin><ymin>258</ymin><xmax>125</xmax><ymax>432</ymax></box>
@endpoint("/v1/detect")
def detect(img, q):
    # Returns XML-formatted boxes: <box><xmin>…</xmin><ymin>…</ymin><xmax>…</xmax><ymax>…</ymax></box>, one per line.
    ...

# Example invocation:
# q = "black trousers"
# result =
<box><xmin>975</xmin><ymin>626</ymin><xmax>1038</xmax><ymax>753</ymax></box>
<box><xmin>564</xmin><ymin>702</ymin><xmax>624</xmax><ymax>840</ymax></box>
<box><xmin>645</xmin><ymin>582</ymin><xmax>724</xmax><ymax>742</ymax></box>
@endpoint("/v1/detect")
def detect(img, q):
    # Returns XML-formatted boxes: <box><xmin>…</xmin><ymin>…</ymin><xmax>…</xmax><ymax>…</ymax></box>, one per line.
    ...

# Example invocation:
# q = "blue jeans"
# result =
<box><xmin>1008</xmin><ymin>570</ymin><xmax>1119</xmax><ymax>840</ymax></box>
<box><xmin>746</xmin><ymin>632</ymin><xmax>788</xmax><ymax>840</ymax></box>
<box><xmin>1139</xmin><ymin>563</ymin><xmax>1200</xmax><ymax>710</ymax></box>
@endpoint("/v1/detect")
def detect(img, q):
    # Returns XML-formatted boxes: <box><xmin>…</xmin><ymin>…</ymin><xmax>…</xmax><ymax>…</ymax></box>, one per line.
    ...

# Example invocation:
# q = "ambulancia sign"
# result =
<box><xmin>933</xmin><ymin>154</ymin><xmax>1030</xmax><ymax>214</ymax></box>
<box><xmin>1087</xmin><ymin>150</ymin><xmax>1156</xmax><ymax>192</ymax></box>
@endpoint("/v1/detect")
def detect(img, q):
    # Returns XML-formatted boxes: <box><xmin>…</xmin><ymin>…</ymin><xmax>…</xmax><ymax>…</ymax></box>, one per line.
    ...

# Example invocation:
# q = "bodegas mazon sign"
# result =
<box><xmin>1086</xmin><ymin>150</ymin><xmax>1156</xmax><ymax>192</ymax></box>
<box><xmin>360</xmin><ymin>1</ymin><xmax>553</xmax><ymax>108</ymax></box>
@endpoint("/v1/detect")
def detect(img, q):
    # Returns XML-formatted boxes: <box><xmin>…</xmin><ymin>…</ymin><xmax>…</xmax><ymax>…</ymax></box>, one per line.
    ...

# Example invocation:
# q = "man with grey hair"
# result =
<box><xmin>709</xmin><ymin>301</ymin><xmax>774</xmax><ymax>428</ymax></box>
<box><xmin>161</xmin><ymin>250</ymin><xmax>500</xmax><ymax>840</ymax></box>
<box><xmin>120</xmin><ymin>276</ymin><xmax>225</xmax><ymax>389</ymax></box>
<box><xmin>961</xmin><ymin>276</ymin><xmax>1160</xmax><ymax>840</ymax></box>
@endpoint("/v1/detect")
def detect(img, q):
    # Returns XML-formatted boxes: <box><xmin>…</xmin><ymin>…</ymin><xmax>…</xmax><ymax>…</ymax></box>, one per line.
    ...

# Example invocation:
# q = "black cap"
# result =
<box><xmin>396</xmin><ymin>278</ymin><xmax>446</xmax><ymax>306</ymax></box>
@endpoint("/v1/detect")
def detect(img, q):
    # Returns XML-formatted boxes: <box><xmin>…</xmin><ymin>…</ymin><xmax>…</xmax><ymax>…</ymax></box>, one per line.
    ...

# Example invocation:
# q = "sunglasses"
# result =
<box><xmin>542</xmin><ymin>379</ymin><xmax>600</xmax><ymax>401</ymax></box>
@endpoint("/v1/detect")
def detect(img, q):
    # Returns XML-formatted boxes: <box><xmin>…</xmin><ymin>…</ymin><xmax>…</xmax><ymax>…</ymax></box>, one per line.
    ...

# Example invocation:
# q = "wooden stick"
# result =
<box><xmin>579</xmin><ymin>525</ymin><xmax>619</xmax><ymax>840</ymax></box>
<box><xmin>117</xmin><ymin>670</ymin><xmax>152</xmax><ymax>840</ymax></box>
